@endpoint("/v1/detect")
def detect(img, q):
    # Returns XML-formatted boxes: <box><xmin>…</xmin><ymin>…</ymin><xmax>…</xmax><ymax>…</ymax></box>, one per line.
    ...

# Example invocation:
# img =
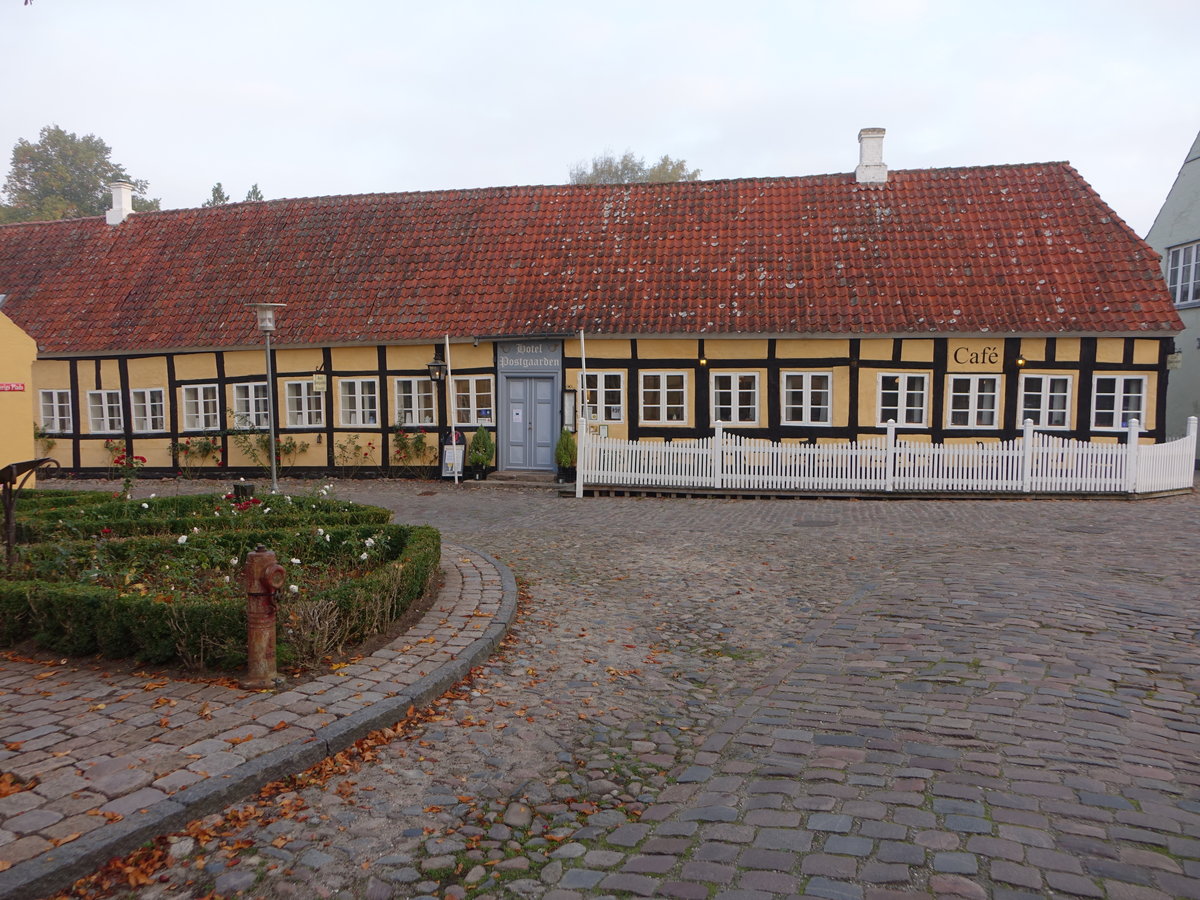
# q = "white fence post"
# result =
<box><xmin>712</xmin><ymin>425</ymin><xmax>724</xmax><ymax>489</ymax></box>
<box><xmin>1021</xmin><ymin>418</ymin><xmax>1034</xmax><ymax>493</ymax></box>
<box><xmin>885</xmin><ymin>420</ymin><xmax>896</xmax><ymax>492</ymax></box>
<box><xmin>1124</xmin><ymin>417</ymin><xmax>1141</xmax><ymax>494</ymax></box>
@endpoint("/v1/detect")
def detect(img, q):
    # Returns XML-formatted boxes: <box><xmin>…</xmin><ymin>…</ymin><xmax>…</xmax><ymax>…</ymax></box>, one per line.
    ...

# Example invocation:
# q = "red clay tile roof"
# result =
<box><xmin>0</xmin><ymin>163</ymin><xmax>1181</xmax><ymax>355</ymax></box>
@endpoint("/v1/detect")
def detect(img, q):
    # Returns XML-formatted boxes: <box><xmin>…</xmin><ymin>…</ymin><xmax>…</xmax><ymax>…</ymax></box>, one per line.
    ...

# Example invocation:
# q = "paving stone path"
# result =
<box><xmin>7</xmin><ymin>478</ymin><xmax>1200</xmax><ymax>899</ymax></box>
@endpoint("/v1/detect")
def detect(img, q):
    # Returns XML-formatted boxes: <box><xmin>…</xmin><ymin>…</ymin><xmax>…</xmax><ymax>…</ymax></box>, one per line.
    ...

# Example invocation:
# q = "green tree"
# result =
<box><xmin>202</xmin><ymin>182</ymin><xmax>231</xmax><ymax>207</ymax></box>
<box><xmin>244</xmin><ymin>183</ymin><xmax>264</xmax><ymax>202</ymax></box>
<box><xmin>569</xmin><ymin>150</ymin><xmax>701</xmax><ymax>185</ymax></box>
<box><xmin>0</xmin><ymin>125</ymin><xmax>159</xmax><ymax>222</ymax></box>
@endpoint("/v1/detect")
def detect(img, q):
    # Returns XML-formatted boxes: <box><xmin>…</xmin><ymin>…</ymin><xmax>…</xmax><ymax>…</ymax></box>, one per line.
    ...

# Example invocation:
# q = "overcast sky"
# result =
<box><xmin>1</xmin><ymin>0</ymin><xmax>1195</xmax><ymax>236</ymax></box>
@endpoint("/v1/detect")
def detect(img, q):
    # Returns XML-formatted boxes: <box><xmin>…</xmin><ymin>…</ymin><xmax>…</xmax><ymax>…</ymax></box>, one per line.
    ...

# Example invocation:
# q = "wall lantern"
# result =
<box><xmin>1015</xmin><ymin>354</ymin><xmax>1027</xmax><ymax>368</ymax></box>
<box><xmin>427</xmin><ymin>355</ymin><xmax>448</xmax><ymax>383</ymax></box>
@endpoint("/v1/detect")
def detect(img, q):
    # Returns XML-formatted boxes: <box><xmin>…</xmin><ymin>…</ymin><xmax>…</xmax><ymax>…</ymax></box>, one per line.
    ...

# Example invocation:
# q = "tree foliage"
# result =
<box><xmin>202</xmin><ymin>182</ymin><xmax>231</xmax><ymax>207</ymax></box>
<box><xmin>569</xmin><ymin>150</ymin><xmax>701</xmax><ymax>185</ymax></box>
<box><xmin>244</xmin><ymin>183</ymin><xmax>264</xmax><ymax>202</ymax></box>
<box><xmin>0</xmin><ymin>125</ymin><xmax>159</xmax><ymax>222</ymax></box>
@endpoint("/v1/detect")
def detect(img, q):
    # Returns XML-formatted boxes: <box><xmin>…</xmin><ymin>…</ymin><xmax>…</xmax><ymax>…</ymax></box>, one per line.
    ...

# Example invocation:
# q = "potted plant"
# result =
<box><xmin>555</xmin><ymin>428</ymin><xmax>577</xmax><ymax>483</ymax></box>
<box><xmin>466</xmin><ymin>427</ymin><xmax>495</xmax><ymax>480</ymax></box>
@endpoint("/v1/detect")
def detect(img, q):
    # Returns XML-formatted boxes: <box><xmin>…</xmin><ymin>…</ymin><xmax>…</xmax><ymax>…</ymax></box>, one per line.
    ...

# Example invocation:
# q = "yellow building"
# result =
<box><xmin>0</xmin><ymin>131</ymin><xmax>1182</xmax><ymax>478</ymax></box>
<box><xmin>0</xmin><ymin>312</ymin><xmax>37</xmax><ymax>473</ymax></box>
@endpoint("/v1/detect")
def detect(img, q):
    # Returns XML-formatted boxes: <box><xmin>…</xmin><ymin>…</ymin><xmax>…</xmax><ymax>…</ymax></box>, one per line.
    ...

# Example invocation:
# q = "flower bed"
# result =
<box><xmin>3</xmin><ymin>492</ymin><xmax>440</xmax><ymax>670</ymax></box>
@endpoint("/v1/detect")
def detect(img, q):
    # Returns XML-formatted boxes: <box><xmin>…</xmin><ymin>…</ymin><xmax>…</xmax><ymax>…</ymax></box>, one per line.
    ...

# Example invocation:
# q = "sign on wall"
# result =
<box><xmin>0</xmin><ymin>383</ymin><xmax>25</xmax><ymax>392</ymax></box>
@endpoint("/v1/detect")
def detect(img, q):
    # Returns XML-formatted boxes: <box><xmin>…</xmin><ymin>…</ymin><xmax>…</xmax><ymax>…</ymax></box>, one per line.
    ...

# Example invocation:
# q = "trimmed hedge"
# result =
<box><xmin>3</xmin><ymin>495</ymin><xmax>441</xmax><ymax>670</ymax></box>
<box><xmin>16</xmin><ymin>493</ymin><xmax>391</xmax><ymax>542</ymax></box>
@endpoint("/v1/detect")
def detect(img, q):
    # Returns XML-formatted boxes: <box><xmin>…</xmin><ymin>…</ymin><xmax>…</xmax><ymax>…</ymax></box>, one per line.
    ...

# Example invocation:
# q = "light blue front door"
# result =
<box><xmin>504</xmin><ymin>376</ymin><xmax>556</xmax><ymax>469</ymax></box>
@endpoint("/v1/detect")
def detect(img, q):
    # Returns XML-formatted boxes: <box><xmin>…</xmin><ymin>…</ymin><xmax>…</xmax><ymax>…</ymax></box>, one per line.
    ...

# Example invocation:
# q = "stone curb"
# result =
<box><xmin>0</xmin><ymin>546</ymin><xmax>518</xmax><ymax>900</ymax></box>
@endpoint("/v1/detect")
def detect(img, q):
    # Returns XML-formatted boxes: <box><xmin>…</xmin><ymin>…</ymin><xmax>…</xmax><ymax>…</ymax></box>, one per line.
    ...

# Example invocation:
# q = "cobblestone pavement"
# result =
<box><xmin>12</xmin><ymin>479</ymin><xmax>1200</xmax><ymax>899</ymax></box>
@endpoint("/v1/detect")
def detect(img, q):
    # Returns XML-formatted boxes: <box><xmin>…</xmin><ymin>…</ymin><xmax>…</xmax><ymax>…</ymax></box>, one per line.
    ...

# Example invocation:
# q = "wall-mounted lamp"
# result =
<box><xmin>699</xmin><ymin>356</ymin><xmax>708</xmax><ymax>367</ymax></box>
<box><xmin>427</xmin><ymin>350</ymin><xmax>448</xmax><ymax>382</ymax></box>
<box><xmin>1015</xmin><ymin>354</ymin><xmax>1027</xmax><ymax>368</ymax></box>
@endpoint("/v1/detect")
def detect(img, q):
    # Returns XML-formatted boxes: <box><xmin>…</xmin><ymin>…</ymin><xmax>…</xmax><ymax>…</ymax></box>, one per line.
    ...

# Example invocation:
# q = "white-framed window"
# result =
<box><xmin>781</xmin><ymin>372</ymin><xmax>833</xmax><ymax>425</ymax></box>
<box><xmin>453</xmin><ymin>376</ymin><xmax>494</xmax><ymax>426</ymax></box>
<box><xmin>39</xmin><ymin>390</ymin><xmax>72</xmax><ymax>433</ymax></box>
<box><xmin>583</xmin><ymin>372</ymin><xmax>624</xmax><ymax>423</ymax></box>
<box><xmin>87</xmin><ymin>390</ymin><xmax>123</xmax><ymax>433</ymax></box>
<box><xmin>286</xmin><ymin>380</ymin><xmax>325</xmax><ymax>428</ymax></box>
<box><xmin>711</xmin><ymin>372</ymin><xmax>759</xmax><ymax>425</ymax></box>
<box><xmin>878</xmin><ymin>373</ymin><xmax>927</xmax><ymax>426</ymax></box>
<box><xmin>394</xmin><ymin>377</ymin><xmax>436</xmax><ymax>426</ymax></box>
<box><xmin>946</xmin><ymin>375</ymin><xmax>1000</xmax><ymax>428</ymax></box>
<box><xmin>640</xmin><ymin>372</ymin><xmax>688</xmax><ymax>424</ymax></box>
<box><xmin>182</xmin><ymin>384</ymin><xmax>220</xmax><ymax>431</ymax></box>
<box><xmin>1092</xmin><ymin>375</ymin><xmax>1146</xmax><ymax>430</ymax></box>
<box><xmin>233</xmin><ymin>382</ymin><xmax>270</xmax><ymax>429</ymax></box>
<box><xmin>339</xmin><ymin>378</ymin><xmax>379</xmax><ymax>427</ymax></box>
<box><xmin>130</xmin><ymin>388</ymin><xmax>166</xmax><ymax>433</ymax></box>
<box><xmin>1167</xmin><ymin>241</ymin><xmax>1200</xmax><ymax>305</ymax></box>
<box><xmin>1020</xmin><ymin>374</ymin><xmax>1072</xmax><ymax>429</ymax></box>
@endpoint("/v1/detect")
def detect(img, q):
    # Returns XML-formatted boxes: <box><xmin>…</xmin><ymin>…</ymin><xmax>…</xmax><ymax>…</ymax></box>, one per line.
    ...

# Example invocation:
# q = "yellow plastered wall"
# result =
<box><xmin>1056</xmin><ymin>338</ymin><xmax>1081</xmax><ymax>362</ymax></box>
<box><xmin>567</xmin><ymin>338</ymin><xmax>632</xmax><ymax>360</ymax></box>
<box><xmin>1095</xmin><ymin>339</ymin><xmax>1125</xmax><ymax>365</ymax></box>
<box><xmin>704</xmin><ymin>339</ymin><xmax>768</xmax><ymax>360</ymax></box>
<box><xmin>776</xmin><ymin>339</ymin><xmax>850</xmax><ymax>360</ymax></box>
<box><xmin>1133</xmin><ymin>340</ymin><xmax>1159</xmax><ymax>365</ymax></box>
<box><xmin>859</xmin><ymin>339</ymin><xmax>894</xmax><ymax>360</ymax></box>
<box><xmin>638</xmin><ymin>339</ymin><xmax>699</xmax><ymax>359</ymax></box>
<box><xmin>330</xmin><ymin>346</ymin><xmax>379</xmax><ymax>371</ymax></box>
<box><xmin>901</xmin><ymin>340</ymin><xmax>935</xmax><ymax>362</ymax></box>
<box><xmin>1020</xmin><ymin>338</ymin><xmax>1047</xmax><ymax>362</ymax></box>
<box><xmin>0</xmin><ymin>314</ymin><xmax>37</xmax><ymax>475</ymax></box>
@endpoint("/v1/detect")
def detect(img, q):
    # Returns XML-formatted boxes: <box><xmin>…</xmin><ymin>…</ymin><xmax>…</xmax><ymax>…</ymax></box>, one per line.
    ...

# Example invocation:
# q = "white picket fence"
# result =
<box><xmin>576</xmin><ymin>417</ymin><xmax>1198</xmax><ymax>496</ymax></box>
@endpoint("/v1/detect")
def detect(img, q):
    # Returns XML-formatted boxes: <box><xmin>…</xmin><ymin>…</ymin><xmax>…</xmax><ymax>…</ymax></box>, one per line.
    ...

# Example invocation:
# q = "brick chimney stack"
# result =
<box><xmin>855</xmin><ymin>128</ymin><xmax>888</xmax><ymax>184</ymax></box>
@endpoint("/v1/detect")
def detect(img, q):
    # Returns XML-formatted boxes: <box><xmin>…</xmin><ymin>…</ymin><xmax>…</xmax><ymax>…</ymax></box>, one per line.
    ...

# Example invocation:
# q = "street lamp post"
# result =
<box><xmin>252</xmin><ymin>303</ymin><xmax>286</xmax><ymax>493</ymax></box>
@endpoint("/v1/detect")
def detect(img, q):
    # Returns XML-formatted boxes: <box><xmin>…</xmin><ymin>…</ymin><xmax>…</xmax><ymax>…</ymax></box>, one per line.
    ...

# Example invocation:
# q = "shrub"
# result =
<box><xmin>468</xmin><ymin>428</ymin><xmax>495</xmax><ymax>469</ymax></box>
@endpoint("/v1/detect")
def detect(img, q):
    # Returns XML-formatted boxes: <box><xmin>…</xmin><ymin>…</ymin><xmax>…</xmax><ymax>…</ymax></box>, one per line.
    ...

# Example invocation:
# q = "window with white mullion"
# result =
<box><xmin>339</xmin><ymin>378</ymin><xmax>379</xmax><ymax>427</ymax></box>
<box><xmin>781</xmin><ymin>372</ymin><xmax>833</xmax><ymax>425</ymax></box>
<box><xmin>1092</xmin><ymin>375</ymin><xmax>1145</xmax><ymax>430</ymax></box>
<box><xmin>877</xmin><ymin>373</ymin><xmax>927</xmax><ymax>426</ymax></box>
<box><xmin>1168</xmin><ymin>242</ymin><xmax>1200</xmax><ymax>305</ymax></box>
<box><xmin>233</xmin><ymin>382</ymin><xmax>271</xmax><ymax>429</ymax></box>
<box><xmin>87</xmin><ymin>390</ymin><xmax>123</xmax><ymax>433</ymax></box>
<box><xmin>286</xmin><ymin>381</ymin><xmax>325</xmax><ymax>427</ymax></box>
<box><xmin>453</xmin><ymin>376</ymin><xmax>494</xmax><ymax>426</ymax></box>
<box><xmin>40</xmin><ymin>390</ymin><xmax>72</xmax><ymax>433</ymax></box>
<box><xmin>182</xmin><ymin>384</ymin><xmax>220</xmax><ymax>431</ymax></box>
<box><xmin>946</xmin><ymin>375</ymin><xmax>1000</xmax><ymax>428</ymax></box>
<box><xmin>394</xmin><ymin>377</ymin><xmax>436</xmax><ymax>426</ymax></box>
<box><xmin>130</xmin><ymin>388</ymin><xmax>166</xmax><ymax>433</ymax></box>
<box><xmin>711</xmin><ymin>372</ymin><xmax>759</xmax><ymax>425</ymax></box>
<box><xmin>1020</xmin><ymin>374</ymin><xmax>1071</xmax><ymax>429</ymax></box>
<box><xmin>639</xmin><ymin>372</ymin><xmax>688</xmax><ymax>424</ymax></box>
<box><xmin>583</xmin><ymin>372</ymin><xmax>624</xmax><ymax>423</ymax></box>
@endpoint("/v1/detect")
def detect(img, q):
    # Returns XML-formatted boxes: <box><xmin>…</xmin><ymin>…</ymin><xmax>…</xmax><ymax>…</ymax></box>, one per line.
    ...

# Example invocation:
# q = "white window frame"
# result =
<box><xmin>182</xmin><ymin>384</ymin><xmax>221</xmax><ymax>432</ymax></box>
<box><xmin>453</xmin><ymin>376</ymin><xmax>494</xmax><ymax>426</ymax></box>
<box><xmin>87</xmin><ymin>390</ymin><xmax>123</xmax><ymax>434</ymax></box>
<box><xmin>394</xmin><ymin>377</ymin><xmax>437</xmax><ymax>426</ymax></box>
<box><xmin>781</xmin><ymin>371</ymin><xmax>833</xmax><ymax>426</ymax></box>
<box><xmin>1092</xmin><ymin>375</ymin><xmax>1146</xmax><ymax>430</ymax></box>
<box><xmin>946</xmin><ymin>375</ymin><xmax>1000</xmax><ymax>429</ymax></box>
<box><xmin>639</xmin><ymin>371</ymin><xmax>689</xmax><ymax>425</ymax></box>
<box><xmin>130</xmin><ymin>388</ymin><xmax>166</xmax><ymax>433</ymax></box>
<box><xmin>286</xmin><ymin>380</ymin><xmax>325</xmax><ymax>428</ymax></box>
<box><xmin>583</xmin><ymin>371</ymin><xmax>624</xmax><ymax>423</ymax></box>
<box><xmin>39</xmin><ymin>390</ymin><xmax>72</xmax><ymax>434</ymax></box>
<box><xmin>711</xmin><ymin>372</ymin><xmax>760</xmax><ymax>426</ymax></box>
<box><xmin>233</xmin><ymin>382</ymin><xmax>271</xmax><ymax>429</ymax></box>
<box><xmin>877</xmin><ymin>373</ymin><xmax>928</xmax><ymax>427</ymax></box>
<box><xmin>1020</xmin><ymin>374</ymin><xmax>1072</xmax><ymax>429</ymax></box>
<box><xmin>1167</xmin><ymin>241</ymin><xmax>1200</xmax><ymax>306</ymax></box>
<box><xmin>338</xmin><ymin>378</ymin><xmax>379</xmax><ymax>427</ymax></box>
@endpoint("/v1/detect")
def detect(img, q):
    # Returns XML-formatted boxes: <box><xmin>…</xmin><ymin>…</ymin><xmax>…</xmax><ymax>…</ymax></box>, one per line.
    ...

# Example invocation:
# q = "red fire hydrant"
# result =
<box><xmin>243</xmin><ymin>544</ymin><xmax>286</xmax><ymax>690</ymax></box>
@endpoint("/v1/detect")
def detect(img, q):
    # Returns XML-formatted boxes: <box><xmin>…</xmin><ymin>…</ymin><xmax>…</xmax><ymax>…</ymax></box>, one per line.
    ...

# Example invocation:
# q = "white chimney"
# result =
<box><xmin>106</xmin><ymin>181</ymin><xmax>135</xmax><ymax>225</ymax></box>
<box><xmin>855</xmin><ymin>128</ymin><xmax>888</xmax><ymax>184</ymax></box>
